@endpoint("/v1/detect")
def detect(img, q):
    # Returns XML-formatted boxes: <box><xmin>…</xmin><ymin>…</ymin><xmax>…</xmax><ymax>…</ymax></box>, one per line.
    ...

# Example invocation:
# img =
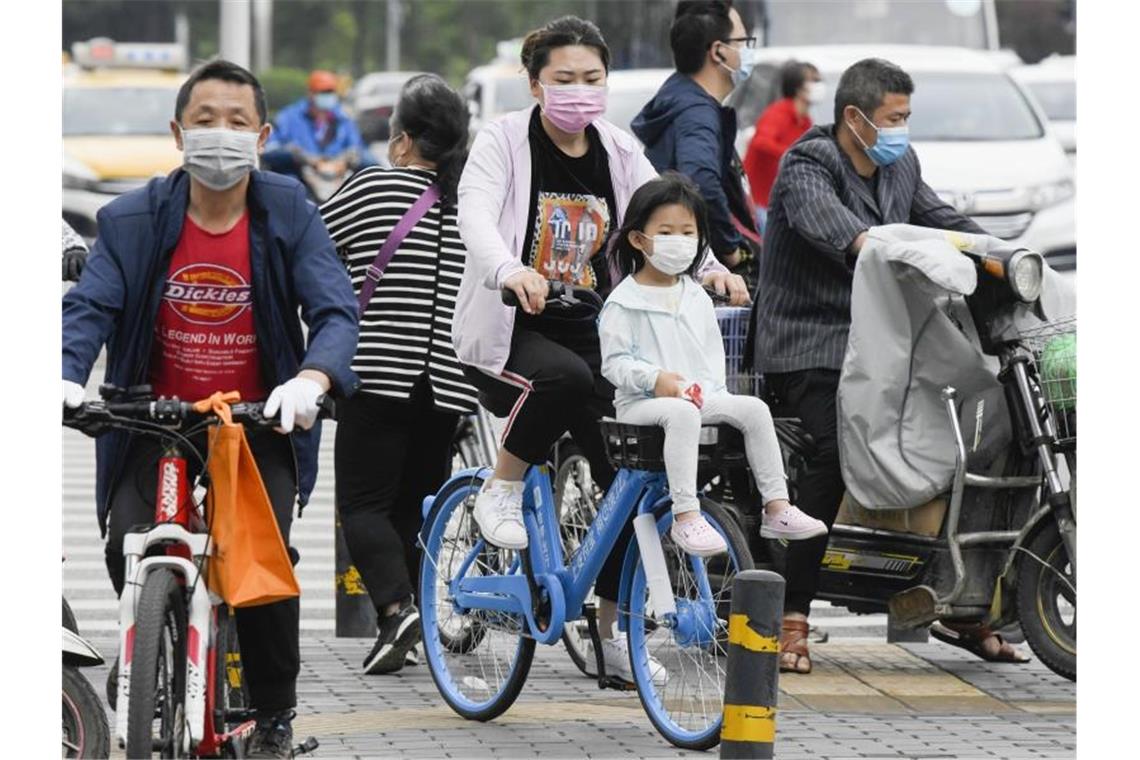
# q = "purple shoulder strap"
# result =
<box><xmin>356</xmin><ymin>182</ymin><xmax>441</xmax><ymax>319</ymax></box>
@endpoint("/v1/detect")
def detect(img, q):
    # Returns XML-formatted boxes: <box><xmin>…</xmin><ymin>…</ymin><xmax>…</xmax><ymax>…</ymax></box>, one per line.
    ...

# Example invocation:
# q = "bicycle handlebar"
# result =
<box><xmin>500</xmin><ymin>279</ymin><xmax>736</xmax><ymax>308</ymax></box>
<box><xmin>63</xmin><ymin>395</ymin><xmax>335</xmax><ymax>436</ymax></box>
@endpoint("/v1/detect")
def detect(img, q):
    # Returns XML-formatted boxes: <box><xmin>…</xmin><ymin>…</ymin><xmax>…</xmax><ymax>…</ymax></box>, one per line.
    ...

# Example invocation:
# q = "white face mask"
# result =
<box><xmin>805</xmin><ymin>80</ymin><xmax>827</xmax><ymax>105</ymax></box>
<box><xmin>645</xmin><ymin>234</ymin><xmax>699</xmax><ymax>275</ymax></box>
<box><xmin>180</xmin><ymin>126</ymin><xmax>260</xmax><ymax>191</ymax></box>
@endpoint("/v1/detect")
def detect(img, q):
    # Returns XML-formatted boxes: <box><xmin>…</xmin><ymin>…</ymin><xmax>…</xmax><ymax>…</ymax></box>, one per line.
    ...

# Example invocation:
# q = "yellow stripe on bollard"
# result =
<box><xmin>722</xmin><ymin>704</ymin><xmax>776</xmax><ymax>743</ymax></box>
<box><xmin>728</xmin><ymin>614</ymin><xmax>779</xmax><ymax>653</ymax></box>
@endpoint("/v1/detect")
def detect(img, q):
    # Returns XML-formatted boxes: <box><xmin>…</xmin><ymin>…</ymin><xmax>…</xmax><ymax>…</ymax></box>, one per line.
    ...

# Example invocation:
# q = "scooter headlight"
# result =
<box><xmin>1008</xmin><ymin>249</ymin><xmax>1044</xmax><ymax>303</ymax></box>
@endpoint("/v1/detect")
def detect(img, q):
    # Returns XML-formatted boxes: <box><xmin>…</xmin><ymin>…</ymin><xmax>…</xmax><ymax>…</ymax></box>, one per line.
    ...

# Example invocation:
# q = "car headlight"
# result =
<box><xmin>1027</xmin><ymin>178</ymin><xmax>1075</xmax><ymax>211</ymax></box>
<box><xmin>63</xmin><ymin>154</ymin><xmax>99</xmax><ymax>191</ymax></box>
<box><xmin>1008</xmin><ymin>249</ymin><xmax>1044</xmax><ymax>302</ymax></box>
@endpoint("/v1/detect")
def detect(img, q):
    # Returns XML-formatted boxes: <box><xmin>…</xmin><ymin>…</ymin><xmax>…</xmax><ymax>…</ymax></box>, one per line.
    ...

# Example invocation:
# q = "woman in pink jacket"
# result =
<box><xmin>452</xmin><ymin>15</ymin><xmax>748</xmax><ymax>683</ymax></box>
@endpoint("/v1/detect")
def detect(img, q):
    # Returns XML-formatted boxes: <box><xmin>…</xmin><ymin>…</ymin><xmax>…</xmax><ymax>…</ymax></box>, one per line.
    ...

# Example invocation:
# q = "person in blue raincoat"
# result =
<box><xmin>261</xmin><ymin>69</ymin><xmax>377</xmax><ymax>179</ymax></box>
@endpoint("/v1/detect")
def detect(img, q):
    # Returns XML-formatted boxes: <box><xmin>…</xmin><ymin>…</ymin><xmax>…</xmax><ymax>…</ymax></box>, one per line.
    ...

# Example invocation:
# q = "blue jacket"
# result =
<box><xmin>265</xmin><ymin>98</ymin><xmax>376</xmax><ymax>164</ymax></box>
<box><xmin>63</xmin><ymin>169</ymin><xmax>361</xmax><ymax>534</ymax></box>
<box><xmin>631</xmin><ymin>73</ymin><xmax>757</xmax><ymax>259</ymax></box>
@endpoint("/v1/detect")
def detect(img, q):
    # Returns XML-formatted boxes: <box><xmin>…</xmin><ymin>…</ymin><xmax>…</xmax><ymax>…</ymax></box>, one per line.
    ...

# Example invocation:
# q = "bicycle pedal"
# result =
<box><xmin>599</xmin><ymin>675</ymin><xmax>638</xmax><ymax>692</ymax></box>
<box><xmin>293</xmin><ymin>736</ymin><xmax>319</xmax><ymax>756</ymax></box>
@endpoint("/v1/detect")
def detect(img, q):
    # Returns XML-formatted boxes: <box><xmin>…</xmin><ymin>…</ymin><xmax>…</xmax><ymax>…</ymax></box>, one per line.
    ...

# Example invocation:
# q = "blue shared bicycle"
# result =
<box><xmin>417</xmin><ymin>283</ymin><xmax>753</xmax><ymax>751</ymax></box>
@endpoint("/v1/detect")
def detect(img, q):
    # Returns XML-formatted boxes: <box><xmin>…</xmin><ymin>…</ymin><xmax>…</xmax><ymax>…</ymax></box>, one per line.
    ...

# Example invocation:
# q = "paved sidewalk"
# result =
<box><xmin>83</xmin><ymin>631</ymin><xmax>1074</xmax><ymax>759</ymax></box>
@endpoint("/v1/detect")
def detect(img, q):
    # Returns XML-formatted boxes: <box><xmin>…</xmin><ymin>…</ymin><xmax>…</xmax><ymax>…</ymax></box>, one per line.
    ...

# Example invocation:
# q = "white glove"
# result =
<box><xmin>263</xmin><ymin>377</ymin><xmax>324</xmax><ymax>433</ymax></box>
<box><xmin>63</xmin><ymin>380</ymin><xmax>85</xmax><ymax>409</ymax></box>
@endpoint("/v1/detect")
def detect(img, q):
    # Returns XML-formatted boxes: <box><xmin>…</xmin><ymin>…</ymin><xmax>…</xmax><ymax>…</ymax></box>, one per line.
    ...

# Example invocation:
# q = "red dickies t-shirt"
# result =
<box><xmin>148</xmin><ymin>212</ymin><xmax>268</xmax><ymax>402</ymax></box>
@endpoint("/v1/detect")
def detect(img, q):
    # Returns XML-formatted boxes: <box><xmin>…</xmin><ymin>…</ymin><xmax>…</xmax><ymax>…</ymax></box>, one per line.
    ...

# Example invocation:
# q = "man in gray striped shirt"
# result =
<box><xmin>752</xmin><ymin>58</ymin><xmax>1020</xmax><ymax>672</ymax></box>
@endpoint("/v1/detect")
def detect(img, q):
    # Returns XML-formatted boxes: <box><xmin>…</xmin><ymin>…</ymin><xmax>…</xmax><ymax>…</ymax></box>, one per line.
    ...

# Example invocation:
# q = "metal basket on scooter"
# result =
<box><xmin>1017</xmin><ymin>315</ymin><xmax>1076</xmax><ymax>446</ymax></box>
<box><xmin>715</xmin><ymin>306</ymin><xmax>763</xmax><ymax>397</ymax></box>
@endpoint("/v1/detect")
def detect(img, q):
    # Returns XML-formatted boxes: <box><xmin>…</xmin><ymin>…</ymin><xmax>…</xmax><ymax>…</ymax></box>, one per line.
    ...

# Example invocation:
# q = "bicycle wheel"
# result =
<box><xmin>420</xmin><ymin>473</ymin><xmax>535</xmax><ymax>721</ymax></box>
<box><xmin>126</xmin><ymin>568</ymin><xmax>188</xmax><ymax>759</ymax></box>
<box><xmin>554</xmin><ymin>448</ymin><xmax>602</xmax><ymax>676</ymax></box>
<box><xmin>625</xmin><ymin>498</ymin><xmax>754</xmax><ymax>750</ymax></box>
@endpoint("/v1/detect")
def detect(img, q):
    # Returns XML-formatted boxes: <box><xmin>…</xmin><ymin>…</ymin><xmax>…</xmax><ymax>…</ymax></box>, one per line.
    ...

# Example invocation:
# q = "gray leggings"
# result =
<box><xmin>617</xmin><ymin>392</ymin><xmax>790</xmax><ymax>514</ymax></box>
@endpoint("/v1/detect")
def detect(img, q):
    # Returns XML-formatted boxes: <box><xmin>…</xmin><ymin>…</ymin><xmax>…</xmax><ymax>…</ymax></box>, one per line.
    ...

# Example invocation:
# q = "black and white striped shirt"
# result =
<box><xmin>320</xmin><ymin>167</ymin><xmax>478</xmax><ymax>413</ymax></box>
<box><xmin>754</xmin><ymin>125</ymin><xmax>985</xmax><ymax>374</ymax></box>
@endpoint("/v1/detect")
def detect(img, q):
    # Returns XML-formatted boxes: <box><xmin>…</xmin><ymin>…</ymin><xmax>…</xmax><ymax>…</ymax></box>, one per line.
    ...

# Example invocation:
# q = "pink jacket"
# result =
<box><xmin>454</xmin><ymin>105</ymin><xmax>724</xmax><ymax>374</ymax></box>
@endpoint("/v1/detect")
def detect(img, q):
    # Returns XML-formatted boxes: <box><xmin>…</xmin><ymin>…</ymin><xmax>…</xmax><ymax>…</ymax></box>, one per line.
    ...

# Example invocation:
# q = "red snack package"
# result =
<box><xmin>682</xmin><ymin>382</ymin><xmax>704</xmax><ymax>409</ymax></box>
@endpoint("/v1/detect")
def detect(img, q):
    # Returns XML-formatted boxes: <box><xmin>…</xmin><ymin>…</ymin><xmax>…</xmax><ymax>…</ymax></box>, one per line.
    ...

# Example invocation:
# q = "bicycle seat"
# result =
<box><xmin>599</xmin><ymin>419</ymin><xmax>750</xmax><ymax>472</ymax></box>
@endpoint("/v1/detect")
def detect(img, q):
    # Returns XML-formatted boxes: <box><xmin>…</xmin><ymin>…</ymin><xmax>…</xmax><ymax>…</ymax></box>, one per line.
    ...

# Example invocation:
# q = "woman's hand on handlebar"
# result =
<box><xmin>264</xmin><ymin>371</ymin><xmax>330</xmax><ymax>434</ymax></box>
<box><xmin>503</xmin><ymin>269</ymin><xmax>549</xmax><ymax>315</ymax></box>
<box><xmin>701</xmin><ymin>271</ymin><xmax>751</xmax><ymax>306</ymax></box>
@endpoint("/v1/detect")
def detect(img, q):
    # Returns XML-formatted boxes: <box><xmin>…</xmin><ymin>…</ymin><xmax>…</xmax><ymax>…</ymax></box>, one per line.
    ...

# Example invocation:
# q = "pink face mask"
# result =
<box><xmin>539</xmin><ymin>83</ymin><xmax>608</xmax><ymax>133</ymax></box>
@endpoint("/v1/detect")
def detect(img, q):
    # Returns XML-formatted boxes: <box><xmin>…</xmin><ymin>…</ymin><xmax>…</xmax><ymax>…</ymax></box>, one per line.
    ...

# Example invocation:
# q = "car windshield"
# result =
<box><xmin>807</xmin><ymin>71</ymin><xmax>1043</xmax><ymax>141</ymax></box>
<box><xmin>762</xmin><ymin>0</ymin><xmax>990</xmax><ymax>48</ymax></box>
<box><xmin>64</xmin><ymin>87</ymin><xmax>177</xmax><ymax>136</ymax></box>
<box><xmin>1024</xmin><ymin>81</ymin><xmax>1075</xmax><ymax>121</ymax></box>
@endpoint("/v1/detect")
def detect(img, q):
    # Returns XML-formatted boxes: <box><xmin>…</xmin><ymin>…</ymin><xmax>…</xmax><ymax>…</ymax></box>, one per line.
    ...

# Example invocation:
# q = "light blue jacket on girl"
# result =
<box><xmin>599</xmin><ymin>274</ymin><xmax>727</xmax><ymax>413</ymax></box>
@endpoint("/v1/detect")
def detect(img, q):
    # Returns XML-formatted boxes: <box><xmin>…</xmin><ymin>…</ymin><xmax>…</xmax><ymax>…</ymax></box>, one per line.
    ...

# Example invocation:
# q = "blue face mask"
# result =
<box><xmin>313</xmin><ymin>92</ymin><xmax>339</xmax><ymax>112</ymax></box>
<box><xmin>718</xmin><ymin>43</ymin><xmax>758</xmax><ymax>87</ymax></box>
<box><xmin>849</xmin><ymin>108</ymin><xmax>909</xmax><ymax>166</ymax></box>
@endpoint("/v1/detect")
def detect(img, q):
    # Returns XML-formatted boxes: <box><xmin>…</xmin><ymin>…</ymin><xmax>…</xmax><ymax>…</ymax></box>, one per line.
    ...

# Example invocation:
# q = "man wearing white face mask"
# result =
<box><xmin>632</xmin><ymin>0</ymin><xmax>762</xmax><ymax>284</ymax></box>
<box><xmin>61</xmin><ymin>60</ymin><xmax>360</xmax><ymax>758</ymax></box>
<box><xmin>743</xmin><ymin>60</ymin><xmax>824</xmax><ymax>231</ymax></box>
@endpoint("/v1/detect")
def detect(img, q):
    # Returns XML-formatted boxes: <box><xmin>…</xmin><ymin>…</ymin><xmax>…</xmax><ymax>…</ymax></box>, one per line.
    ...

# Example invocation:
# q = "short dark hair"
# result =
<box><xmin>670</xmin><ymin>1</ymin><xmax>734</xmax><ymax>76</ymax></box>
<box><xmin>175</xmin><ymin>59</ymin><xmax>268</xmax><ymax>125</ymax></box>
<box><xmin>391</xmin><ymin>74</ymin><xmax>469</xmax><ymax>205</ymax></box>
<box><xmin>520</xmin><ymin>16</ymin><xmax>610</xmax><ymax>81</ymax></box>
<box><xmin>610</xmin><ymin>172</ymin><xmax>710</xmax><ymax>279</ymax></box>
<box><xmin>833</xmin><ymin>58</ymin><xmax>913</xmax><ymax>125</ymax></box>
<box><xmin>779</xmin><ymin>60</ymin><xmax>818</xmax><ymax>99</ymax></box>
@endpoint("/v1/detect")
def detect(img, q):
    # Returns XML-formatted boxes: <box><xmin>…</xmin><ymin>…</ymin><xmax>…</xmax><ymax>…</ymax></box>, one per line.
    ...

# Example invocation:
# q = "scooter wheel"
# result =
<box><xmin>63</xmin><ymin>666</ymin><xmax>110</xmax><ymax>759</ymax></box>
<box><xmin>1016</xmin><ymin>521</ymin><xmax>1075</xmax><ymax>681</ymax></box>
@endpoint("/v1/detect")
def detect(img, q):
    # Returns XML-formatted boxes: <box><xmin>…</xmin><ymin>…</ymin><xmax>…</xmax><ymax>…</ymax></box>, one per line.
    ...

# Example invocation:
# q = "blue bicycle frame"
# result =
<box><xmin>424</xmin><ymin>465</ymin><xmax>675</xmax><ymax>646</ymax></box>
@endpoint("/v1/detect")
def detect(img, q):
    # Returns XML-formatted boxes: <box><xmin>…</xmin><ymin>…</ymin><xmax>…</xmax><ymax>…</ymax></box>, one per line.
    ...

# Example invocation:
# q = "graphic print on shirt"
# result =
<box><xmin>148</xmin><ymin>213</ymin><xmax>266</xmax><ymax>402</ymax></box>
<box><xmin>163</xmin><ymin>263</ymin><xmax>252</xmax><ymax>325</ymax></box>
<box><xmin>528</xmin><ymin>192</ymin><xmax>610</xmax><ymax>288</ymax></box>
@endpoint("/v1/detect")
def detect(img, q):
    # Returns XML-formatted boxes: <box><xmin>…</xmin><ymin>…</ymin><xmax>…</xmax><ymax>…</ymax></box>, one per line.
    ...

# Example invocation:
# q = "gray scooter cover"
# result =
<box><xmin>837</xmin><ymin>224</ymin><xmax>1074</xmax><ymax>510</ymax></box>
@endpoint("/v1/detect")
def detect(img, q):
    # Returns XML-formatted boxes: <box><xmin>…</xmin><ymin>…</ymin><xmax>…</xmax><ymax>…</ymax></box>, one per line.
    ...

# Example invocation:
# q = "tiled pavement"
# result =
<box><xmin>78</xmin><ymin>629</ymin><xmax>1074</xmax><ymax>759</ymax></box>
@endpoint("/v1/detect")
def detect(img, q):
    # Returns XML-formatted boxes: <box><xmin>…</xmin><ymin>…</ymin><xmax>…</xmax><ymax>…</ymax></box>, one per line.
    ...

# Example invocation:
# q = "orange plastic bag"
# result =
<box><xmin>194</xmin><ymin>392</ymin><xmax>300</xmax><ymax>608</ymax></box>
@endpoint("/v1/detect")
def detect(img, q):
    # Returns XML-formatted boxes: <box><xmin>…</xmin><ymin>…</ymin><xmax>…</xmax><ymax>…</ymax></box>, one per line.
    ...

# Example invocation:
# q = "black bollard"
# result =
<box><xmin>720</xmin><ymin>569</ymin><xmax>784</xmax><ymax>759</ymax></box>
<box><xmin>334</xmin><ymin>508</ymin><xmax>376</xmax><ymax>638</ymax></box>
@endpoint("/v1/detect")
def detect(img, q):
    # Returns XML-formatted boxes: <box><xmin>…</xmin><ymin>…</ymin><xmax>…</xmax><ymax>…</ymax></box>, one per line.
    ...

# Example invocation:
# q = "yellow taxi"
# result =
<box><xmin>63</xmin><ymin>38</ymin><xmax>188</xmax><ymax>239</ymax></box>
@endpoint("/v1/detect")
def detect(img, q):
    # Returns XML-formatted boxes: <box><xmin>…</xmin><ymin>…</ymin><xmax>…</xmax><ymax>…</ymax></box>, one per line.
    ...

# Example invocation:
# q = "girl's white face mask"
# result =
<box><xmin>179</xmin><ymin>126</ymin><xmax>260</xmax><ymax>190</ymax></box>
<box><xmin>645</xmin><ymin>234</ymin><xmax>699</xmax><ymax>275</ymax></box>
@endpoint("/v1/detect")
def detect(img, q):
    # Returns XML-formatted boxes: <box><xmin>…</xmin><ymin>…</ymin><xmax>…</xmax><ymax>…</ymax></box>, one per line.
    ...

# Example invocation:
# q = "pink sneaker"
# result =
<box><xmin>760</xmin><ymin>505</ymin><xmax>828</xmax><ymax>540</ymax></box>
<box><xmin>671</xmin><ymin>514</ymin><xmax>728</xmax><ymax>557</ymax></box>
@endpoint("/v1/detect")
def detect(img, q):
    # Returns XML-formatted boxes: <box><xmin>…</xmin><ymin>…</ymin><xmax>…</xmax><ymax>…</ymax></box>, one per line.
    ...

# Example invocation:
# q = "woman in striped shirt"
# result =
<box><xmin>320</xmin><ymin>74</ymin><xmax>476</xmax><ymax>675</ymax></box>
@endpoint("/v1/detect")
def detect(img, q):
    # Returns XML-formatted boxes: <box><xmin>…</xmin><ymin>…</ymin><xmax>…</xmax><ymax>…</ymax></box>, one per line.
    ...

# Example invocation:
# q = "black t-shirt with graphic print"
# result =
<box><xmin>520</xmin><ymin>107</ymin><xmax>618</xmax><ymax>300</ymax></box>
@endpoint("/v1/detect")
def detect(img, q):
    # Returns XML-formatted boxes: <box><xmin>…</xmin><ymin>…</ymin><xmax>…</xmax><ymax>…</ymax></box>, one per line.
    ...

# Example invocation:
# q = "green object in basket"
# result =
<box><xmin>1039</xmin><ymin>333</ymin><xmax>1076</xmax><ymax>411</ymax></box>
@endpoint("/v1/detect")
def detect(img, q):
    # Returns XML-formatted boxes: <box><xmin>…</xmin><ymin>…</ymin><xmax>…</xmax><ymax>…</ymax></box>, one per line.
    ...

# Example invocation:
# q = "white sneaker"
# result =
<box><xmin>670</xmin><ymin>514</ymin><xmax>728</xmax><ymax>557</ymax></box>
<box><xmin>602</xmin><ymin>632</ymin><xmax>668</xmax><ymax>688</ymax></box>
<box><xmin>760</xmin><ymin>504</ymin><xmax>828</xmax><ymax>540</ymax></box>
<box><xmin>472</xmin><ymin>479</ymin><xmax>528</xmax><ymax>549</ymax></box>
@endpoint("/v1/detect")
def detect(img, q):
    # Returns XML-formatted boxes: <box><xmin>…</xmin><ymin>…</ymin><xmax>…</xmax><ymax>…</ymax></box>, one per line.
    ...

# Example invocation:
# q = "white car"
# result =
<box><xmin>602</xmin><ymin>68</ymin><xmax>672</xmax><ymax>135</ymax></box>
<box><xmin>733</xmin><ymin>45</ymin><xmax>1076</xmax><ymax>270</ymax></box>
<box><xmin>1009</xmin><ymin>55</ymin><xmax>1075</xmax><ymax>160</ymax></box>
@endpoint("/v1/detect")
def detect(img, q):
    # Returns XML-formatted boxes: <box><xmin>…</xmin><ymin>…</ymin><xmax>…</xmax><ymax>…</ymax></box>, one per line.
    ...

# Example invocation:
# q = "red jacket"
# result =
<box><xmin>743</xmin><ymin>98</ymin><xmax>812</xmax><ymax>207</ymax></box>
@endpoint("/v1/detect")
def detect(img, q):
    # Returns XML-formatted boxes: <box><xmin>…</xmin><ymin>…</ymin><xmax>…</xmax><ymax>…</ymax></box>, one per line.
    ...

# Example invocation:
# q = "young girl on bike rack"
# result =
<box><xmin>599</xmin><ymin>173</ymin><xmax>827</xmax><ymax>556</ymax></box>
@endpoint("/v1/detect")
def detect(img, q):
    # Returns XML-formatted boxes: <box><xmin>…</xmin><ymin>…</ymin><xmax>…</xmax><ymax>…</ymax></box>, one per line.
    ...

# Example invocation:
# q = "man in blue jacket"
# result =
<box><xmin>261</xmin><ymin>69</ymin><xmax>377</xmax><ymax>181</ymax></box>
<box><xmin>632</xmin><ymin>0</ymin><xmax>761</xmax><ymax>280</ymax></box>
<box><xmin>62</xmin><ymin>60</ymin><xmax>360</xmax><ymax>758</ymax></box>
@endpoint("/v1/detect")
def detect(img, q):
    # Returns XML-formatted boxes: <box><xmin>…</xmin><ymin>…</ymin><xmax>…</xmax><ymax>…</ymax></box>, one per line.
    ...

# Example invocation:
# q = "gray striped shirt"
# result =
<box><xmin>754</xmin><ymin>125</ymin><xmax>984</xmax><ymax>374</ymax></box>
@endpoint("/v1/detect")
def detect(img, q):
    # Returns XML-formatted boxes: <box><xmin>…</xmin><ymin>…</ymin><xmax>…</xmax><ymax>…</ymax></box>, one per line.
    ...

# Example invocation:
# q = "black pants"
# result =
<box><xmin>463</xmin><ymin>323</ymin><xmax>631</xmax><ymax>603</ymax></box>
<box><xmin>105</xmin><ymin>430</ymin><xmax>300</xmax><ymax>713</ymax></box>
<box><xmin>764</xmin><ymin>369</ymin><xmax>846</xmax><ymax>615</ymax></box>
<box><xmin>334</xmin><ymin>380</ymin><xmax>459</xmax><ymax>612</ymax></box>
